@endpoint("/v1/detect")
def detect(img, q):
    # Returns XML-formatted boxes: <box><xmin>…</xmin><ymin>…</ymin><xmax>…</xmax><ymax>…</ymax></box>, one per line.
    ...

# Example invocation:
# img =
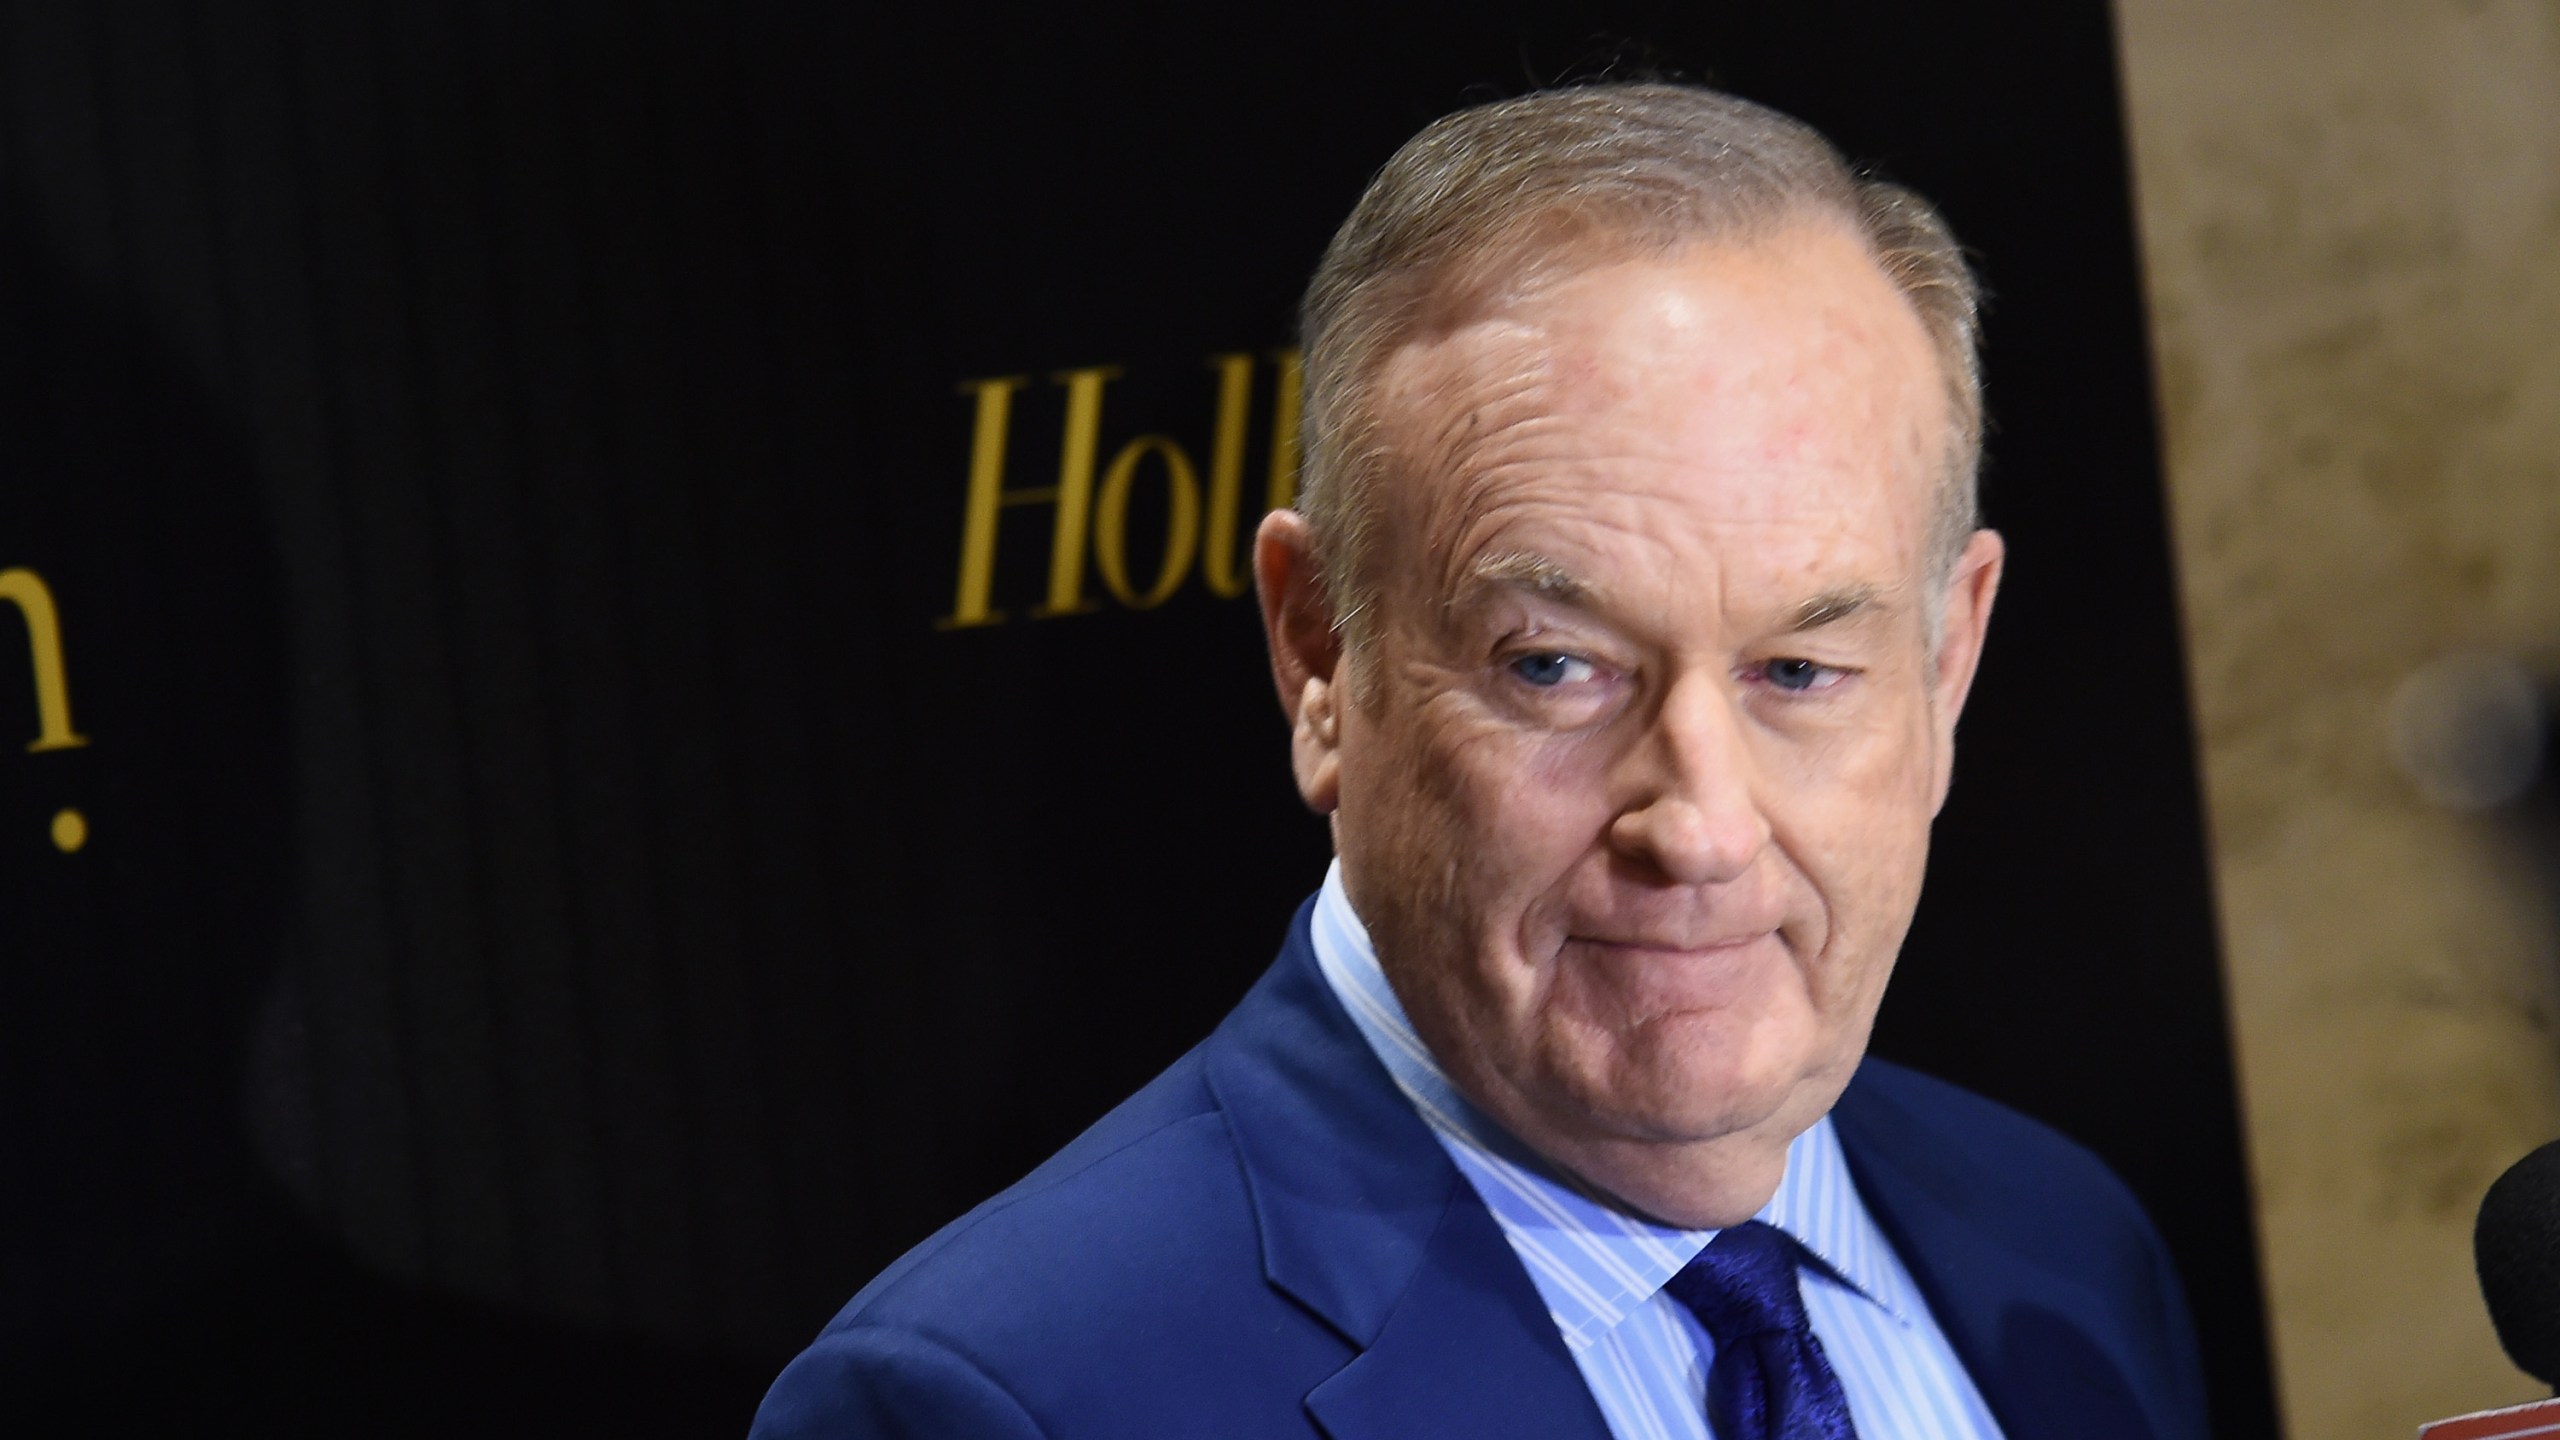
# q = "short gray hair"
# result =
<box><xmin>1295</xmin><ymin>82</ymin><xmax>1983</xmax><ymax>644</ymax></box>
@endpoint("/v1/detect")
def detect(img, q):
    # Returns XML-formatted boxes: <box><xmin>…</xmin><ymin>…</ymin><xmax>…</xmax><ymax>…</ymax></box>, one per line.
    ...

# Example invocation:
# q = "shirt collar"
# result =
<box><xmin>1308</xmin><ymin>859</ymin><xmax>1917</xmax><ymax>1347</ymax></box>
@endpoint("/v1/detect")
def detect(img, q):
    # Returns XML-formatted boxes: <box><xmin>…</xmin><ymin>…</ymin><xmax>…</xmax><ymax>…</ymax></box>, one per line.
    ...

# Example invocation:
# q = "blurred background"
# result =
<box><xmin>2116</xmin><ymin>0</ymin><xmax>2560</xmax><ymax>1432</ymax></box>
<box><xmin>0</xmin><ymin>0</ymin><xmax>2548</xmax><ymax>1435</ymax></box>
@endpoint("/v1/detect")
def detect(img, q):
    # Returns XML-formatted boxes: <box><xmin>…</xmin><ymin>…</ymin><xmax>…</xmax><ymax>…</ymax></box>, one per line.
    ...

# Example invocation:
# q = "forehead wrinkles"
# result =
<box><xmin>1372</xmin><ymin>316</ymin><xmax>1575</xmax><ymax>588</ymax></box>
<box><xmin>1368</xmin><ymin>233</ymin><xmax>1948</xmax><ymax>609</ymax></box>
<box><xmin>1376</xmin><ymin>345</ymin><xmax>1824</xmax><ymax>609</ymax></box>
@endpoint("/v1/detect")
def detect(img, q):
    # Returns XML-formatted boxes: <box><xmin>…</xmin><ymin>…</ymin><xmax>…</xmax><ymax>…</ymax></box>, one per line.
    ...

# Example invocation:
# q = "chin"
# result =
<box><xmin>1621</xmin><ymin>1079</ymin><xmax>1795</xmax><ymax>1146</ymax></box>
<box><xmin>1566</xmin><ymin>1018</ymin><xmax>1836</xmax><ymax>1146</ymax></box>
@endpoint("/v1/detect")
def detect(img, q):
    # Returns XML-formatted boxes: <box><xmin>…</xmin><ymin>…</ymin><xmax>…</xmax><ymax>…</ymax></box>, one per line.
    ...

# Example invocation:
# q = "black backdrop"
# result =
<box><xmin>0</xmin><ymin>1</ymin><xmax>2279</xmax><ymax>1434</ymax></box>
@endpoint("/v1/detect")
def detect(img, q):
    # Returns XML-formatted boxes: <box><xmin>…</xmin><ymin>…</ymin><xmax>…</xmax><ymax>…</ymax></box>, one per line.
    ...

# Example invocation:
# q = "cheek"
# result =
<box><xmin>1334</xmin><ymin>695</ymin><xmax>1481</xmax><ymax>895</ymax></box>
<box><xmin>1769</xmin><ymin>707</ymin><xmax>1940</xmax><ymax>943</ymax></box>
<box><xmin>1807</xmin><ymin>813</ymin><xmax>1929</xmax><ymax>947</ymax></box>
<box><xmin>1343</xmin><ymin>700</ymin><xmax>1623</xmax><ymax>961</ymax></box>
<box><xmin>1437</xmin><ymin>726</ymin><xmax>1621</xmax><ymax>898</ymax></box>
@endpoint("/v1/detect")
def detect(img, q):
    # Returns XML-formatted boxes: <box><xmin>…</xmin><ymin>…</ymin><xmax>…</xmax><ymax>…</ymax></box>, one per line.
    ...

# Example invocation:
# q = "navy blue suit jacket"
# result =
<box><xmin>754</xmin><ymin>902</ymin><xmax>2212</xmax><ymax>1439</ymax></box>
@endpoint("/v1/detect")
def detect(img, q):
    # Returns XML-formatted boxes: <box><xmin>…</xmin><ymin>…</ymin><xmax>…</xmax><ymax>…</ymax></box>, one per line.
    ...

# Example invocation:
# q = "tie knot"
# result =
<box><xmin>1664</xmin><ymin>1220</ymin><xmax>1813</xmax><ymax>1344</ymax></box>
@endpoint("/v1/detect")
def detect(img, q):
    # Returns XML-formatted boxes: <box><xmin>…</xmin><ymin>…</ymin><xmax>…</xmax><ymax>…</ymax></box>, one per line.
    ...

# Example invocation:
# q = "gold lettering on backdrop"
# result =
<box><xmin>938</xmin><ymin>368</ymin><xmax>1120</xmax><ymax>628</ymax></box>
<box><xmin>1093</xmin><ymin>435</ymin><xmax>1200</xmax><ymax>608</ymax></box>
<box><xmin>940</xmin><ymin>375</ymin><xmax>1028</xmax><ymax>629</ymax></box>
<box><xmin>941</xmin><ymin>350</ymin><xmax>1302</xmax><ymax>626</ymax></box>
<box><xmin>1264</xmin><ymin>347</ymin><xmax>1302</xmax><ymax>514</ymax></box>
<box><xmin>1038</xmin><ymin>366</ymin><xmax>1116</xmax><ymax>619</ymax></box>
<box><xmin>0</xmin><ymin>567</ymin><xmax>89</xmax><ymax>753</ymax></box>
<box><xmin>1200</xmin><ymin>353</ymin><xmax>1257</xmax><ymax>598</ymax></box>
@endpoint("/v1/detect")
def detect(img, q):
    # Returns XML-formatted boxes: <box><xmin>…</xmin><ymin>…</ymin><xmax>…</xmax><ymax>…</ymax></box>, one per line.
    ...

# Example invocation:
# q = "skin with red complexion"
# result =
<box><xmin>1255</xmin><ymin>219</ymin><xmax>2004</xmax><ymax>1229</ymax></box>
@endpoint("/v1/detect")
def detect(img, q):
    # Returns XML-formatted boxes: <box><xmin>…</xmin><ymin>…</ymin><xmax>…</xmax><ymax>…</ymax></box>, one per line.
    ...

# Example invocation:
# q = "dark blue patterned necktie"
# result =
<box><xmin>1661</xmin><ymin>1221</ymin><xmax>1861</xmax><ymax>1440</ymax></box>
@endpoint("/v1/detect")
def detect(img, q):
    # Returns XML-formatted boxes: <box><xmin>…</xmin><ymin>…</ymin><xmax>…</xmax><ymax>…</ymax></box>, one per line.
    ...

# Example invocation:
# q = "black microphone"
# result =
<box><xmin>2437</xmin><ymin>1137</ymin><xmax>2560</xmax><ymax>1424</ymax></box>
<box><xmin>2478</xmin><ymin>1139</ymin><xmax>2560</xmax><ymax>1390</ymax></box>
<box><xmin>2429</xmin><ymin>1144</ymin><xmax>2560</xmax><ymax>1437</ymax></box>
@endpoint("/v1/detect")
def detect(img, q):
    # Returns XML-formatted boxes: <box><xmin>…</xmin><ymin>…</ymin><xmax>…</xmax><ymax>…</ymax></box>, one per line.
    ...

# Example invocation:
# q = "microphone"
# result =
<box><xmin>2421</xmin><ymin>1141</ymin><xmax>2560</xmax><ymax>1437</ymax></box>
<box><xmin>2480</xmin><ymin>1139</ymin><xmax>2560</xmax><ymax>1389</ymax></box>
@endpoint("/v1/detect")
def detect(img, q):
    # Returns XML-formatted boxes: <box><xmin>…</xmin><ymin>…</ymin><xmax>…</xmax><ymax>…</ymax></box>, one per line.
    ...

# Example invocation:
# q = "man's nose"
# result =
<box><xmin>1606</xmin><ymin>675</ymin><xmax>1772</xmax><ymax>885</ymax></box>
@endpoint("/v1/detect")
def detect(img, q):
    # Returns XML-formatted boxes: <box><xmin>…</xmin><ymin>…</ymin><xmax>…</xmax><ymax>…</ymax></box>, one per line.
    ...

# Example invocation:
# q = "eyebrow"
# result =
<box><xmin>1785</xmin><ymin>585</ymin><xmax>1884</xmax><ymax>632</ymax></box>
<box><xmin>1465</xmin><ymin>552</ymin><xmax>1598</xmax><ymax>608</ymax></box>
<box><xmin>1464</xmin><ymin>555</ymin><xmax>1887</xmax><ymax>633</ymax></box>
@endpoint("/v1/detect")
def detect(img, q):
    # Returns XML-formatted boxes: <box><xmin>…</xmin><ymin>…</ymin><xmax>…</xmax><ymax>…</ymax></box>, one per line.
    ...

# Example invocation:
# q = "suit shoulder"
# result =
<box><xmin>842</xmin><ymin>1046</ymin><xmax>1247</xmax><ymax>1327</ymax></box>
<box><xmin>755</xmin><ymin>1324</ymin><xmax>1046</xmax><ymax>1440</ymax></box>
<box><xmin>1840</xmin><ymin>1057</ymin><xmax>2161</xmax><ymax>1248</ymax></box>
<box><xmin>773</xmin><ymin>1045</ymin><xmax>1350</xmax><ymax>1436</ymax></box>
<box><xmin>1838</xmin><ymin>1059</ymin><xmax>2212</xmax><ymax>1440</ymax></box>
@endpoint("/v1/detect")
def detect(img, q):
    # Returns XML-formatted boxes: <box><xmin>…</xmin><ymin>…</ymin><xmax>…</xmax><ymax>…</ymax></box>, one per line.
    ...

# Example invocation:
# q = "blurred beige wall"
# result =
<box><xmin>2113</xmin><ymin>0</ymin><xmax>2560</xmax><ymax>1433</ymax></box>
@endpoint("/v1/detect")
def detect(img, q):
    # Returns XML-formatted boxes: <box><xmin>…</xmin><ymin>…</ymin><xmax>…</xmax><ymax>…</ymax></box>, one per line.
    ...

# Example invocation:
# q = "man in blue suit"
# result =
<box><xmin>756</xmin><ymin>82</ymin><xmax>2211</xmax><ymax>1439</ymax></box>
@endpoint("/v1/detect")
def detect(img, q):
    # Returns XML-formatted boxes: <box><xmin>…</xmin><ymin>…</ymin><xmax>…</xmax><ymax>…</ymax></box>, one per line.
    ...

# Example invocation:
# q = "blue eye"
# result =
<box><xmin>1764</xmin><ymin>658</ymin><xmax>1829</xmax><ymax>692</ymax></box>
<box><xmin>1510</xmin><ymin>653</ymin><xmax>1585</xmax><ymax>688</ymax></box>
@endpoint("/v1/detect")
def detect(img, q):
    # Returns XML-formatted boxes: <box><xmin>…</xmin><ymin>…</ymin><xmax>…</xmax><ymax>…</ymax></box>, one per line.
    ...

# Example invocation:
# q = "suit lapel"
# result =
<box><xmin>1832</xmin><ymin>1068</ymin><xmax>2165</xmax><ymax>1440</ymax></box>
<box><xmin>1301</xmin><ymin>1186</ymin><xmax>1610</xmax><ymax>1440</ymax></box>
<box><xmin>1203</xmin><ymin>904</ymin><xmax>1612</xmax><ymax>1440</ymax></box>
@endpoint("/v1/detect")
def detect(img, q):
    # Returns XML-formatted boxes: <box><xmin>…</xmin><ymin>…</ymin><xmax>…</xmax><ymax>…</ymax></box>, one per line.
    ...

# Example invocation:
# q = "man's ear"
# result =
<box><xmin>1254</xmin><ymin>509</ymin><xmax>1345</xmax><ymax>815</ymax></box>
<box><xmin>1927</xmin><ymin>527</ymin><xmax>2005</xmax><ymax>813</ymax></box>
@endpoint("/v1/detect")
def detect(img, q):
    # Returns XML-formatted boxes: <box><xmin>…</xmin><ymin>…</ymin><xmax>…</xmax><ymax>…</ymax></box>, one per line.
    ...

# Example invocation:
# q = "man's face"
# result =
<box><xmin>1262</xmin><ymin>220</ymin><xmax>2002</xmax><ymax>1225</ymax></box>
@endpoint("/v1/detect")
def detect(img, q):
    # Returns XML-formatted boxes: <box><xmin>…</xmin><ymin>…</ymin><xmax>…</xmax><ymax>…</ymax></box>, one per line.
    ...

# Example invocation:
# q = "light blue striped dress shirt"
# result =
<box><xmin>1308</xmin><ymin>862</ymin><xmax>2006</xmax><ymax>1440</ymax></box>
